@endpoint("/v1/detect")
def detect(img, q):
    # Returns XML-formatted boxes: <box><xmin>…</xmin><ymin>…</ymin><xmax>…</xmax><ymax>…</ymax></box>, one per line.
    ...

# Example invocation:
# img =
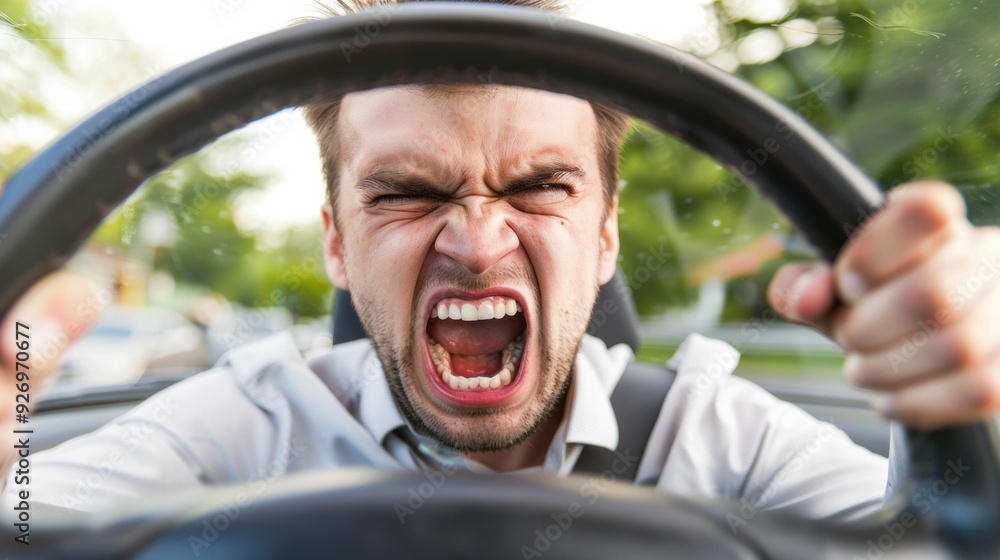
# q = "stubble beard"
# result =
<box><xmin>350</xmin><ymin>269</ymin><xmax>596</xmax><ymax>454</ymax></box>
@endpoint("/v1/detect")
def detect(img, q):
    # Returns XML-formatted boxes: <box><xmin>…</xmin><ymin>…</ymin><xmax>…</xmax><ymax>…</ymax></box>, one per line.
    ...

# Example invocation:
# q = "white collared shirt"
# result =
<box><xmin>3</xmin><ymin>332</ymin><xmax>890</xmax><ymax>523</ymax></box>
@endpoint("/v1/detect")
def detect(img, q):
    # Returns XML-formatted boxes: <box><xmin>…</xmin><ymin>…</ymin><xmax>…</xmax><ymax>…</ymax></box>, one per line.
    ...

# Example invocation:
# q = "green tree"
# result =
<box><xmin>1</xmin><ymin>0</ymin><xmax>65</xmax><ymax>180</ymax></box>
<box><xmin>3</xmin><ymin>2</ymin><xmax>332</xmax><ymax>318</ymax></box>
<box><xmin>617</xmin><ymin>0</ymin><xmax>1000</xmax><ymax>321</ymax></box>
<box><xmin>92</xmin><ymin>153</ymin><xmax>332</xmax><ymax>318</ymax></box>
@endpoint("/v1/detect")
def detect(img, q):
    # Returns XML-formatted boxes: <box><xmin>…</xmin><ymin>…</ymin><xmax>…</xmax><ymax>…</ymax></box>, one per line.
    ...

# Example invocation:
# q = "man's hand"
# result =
<box><xmin>1</xmin><ymin>271</ymin><xmax>98</xmax><ymax>484</ymax></box>
<box><xmin>768</xmin><ymin>181</ymin><xmax>1000</xmax><ymax>429</ymax></box>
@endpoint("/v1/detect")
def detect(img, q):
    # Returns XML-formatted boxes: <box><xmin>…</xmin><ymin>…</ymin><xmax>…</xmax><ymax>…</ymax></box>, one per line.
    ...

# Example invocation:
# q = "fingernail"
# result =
<box><xmin>838</xmin><ymin>271</ymin><xmax>868</xmax><ymax>304</ymax></box>
<box><xmin>786</xmin><ymin>271</ymin><xmax>818</xmax><ymax>318</ymax></box>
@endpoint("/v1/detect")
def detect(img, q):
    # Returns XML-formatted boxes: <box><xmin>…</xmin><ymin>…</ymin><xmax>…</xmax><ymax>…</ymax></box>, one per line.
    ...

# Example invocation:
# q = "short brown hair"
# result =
<box><xmin>301</xmin><ymin>0</ymin><xmax>632</xmax><ymax>221</ymax></box>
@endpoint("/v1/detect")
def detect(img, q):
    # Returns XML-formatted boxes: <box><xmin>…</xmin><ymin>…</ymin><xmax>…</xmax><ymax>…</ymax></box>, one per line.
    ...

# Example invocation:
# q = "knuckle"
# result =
<box><xmin>967</xmin><ymin>373</ymin><xmax>1000</xmax><ymax>415</ymax></box>
<box><xmin>947</xmin><ymin>327</ymin><xmax>989</xmax><ymax>370</ymax></box>
<box><xmin>909</xmin><ymin>270</ymin><xmax>953</xmax><ymax>317</ymax></box>
<box><xmin>894</xmin><ymin>182</ymin><xmax>965</xmax><ymax>220</ymax></box>
<box><xmin>839</xmin><ymin>237</ymin><xmax>870</xmax><ymax>271</ymax></box>
<box><xmin>830</xmin><ymin>309</ymin><xmax>856</xmax><ymax>349</ymax></box>
<box><xmin>767</xmin><ymin>267</ymin><xmax>795</xmax><ymax>307</ymax></box>
<box><xmin>899</xmin><ymin>196</ymin><xmax>950</xmax><ymax>232</ymax></box>
<box><xmin>766</xmin><ymin>285</ymin><xmax>787</xmax><ymax>314</ymax></box>
<box><xmin>837</xmin><ymin>332</ymin><xmax>858</xmax><ymax>352</ymax></box>
<box><xmin>852</xmin><ymin>366</ymin><xmax>880</xmax><ymax>389</ymax></box>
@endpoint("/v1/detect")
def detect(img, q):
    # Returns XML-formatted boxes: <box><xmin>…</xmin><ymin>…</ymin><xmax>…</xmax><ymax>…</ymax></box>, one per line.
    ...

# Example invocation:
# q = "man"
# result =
<box><xmin>3</xmin><ymin>0</ymin><xmax>1000</xmax><ymax>525</ymax></box>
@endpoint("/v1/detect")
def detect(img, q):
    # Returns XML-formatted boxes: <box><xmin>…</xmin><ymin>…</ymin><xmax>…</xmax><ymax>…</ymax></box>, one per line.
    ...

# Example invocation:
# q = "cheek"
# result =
<box><xmin>346</xmin><ymin>220</ymin><xmax>435</xmax><ymax>310</ymax></box>
<box><xmin>513</xmin><ymin>217</ymin><xmax>603</xmax><ymax>303</ymax></box>
<box><xmin>526</xmin><ymin>213</ymin><xmax>602</xmax><ymax>263</ymax></box>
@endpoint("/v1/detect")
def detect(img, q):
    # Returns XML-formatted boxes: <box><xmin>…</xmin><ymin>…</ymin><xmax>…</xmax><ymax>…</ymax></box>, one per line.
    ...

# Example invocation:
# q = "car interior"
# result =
<box><xmin>29</xmin><ymin>271</ymin><xmax>892</xmax><ymax>459</ymax></box>
<box><xmin>3</xmin><ymin>2</ymin><xmax>999</xmax><ymax>558</ymax></box>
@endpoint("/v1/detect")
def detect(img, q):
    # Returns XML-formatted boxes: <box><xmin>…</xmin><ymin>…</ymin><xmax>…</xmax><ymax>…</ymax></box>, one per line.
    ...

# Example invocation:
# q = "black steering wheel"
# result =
<box><xmin>2</xmin><ymin>4</ymin><xmax>1000</xmax><ymax>559</ymax></box>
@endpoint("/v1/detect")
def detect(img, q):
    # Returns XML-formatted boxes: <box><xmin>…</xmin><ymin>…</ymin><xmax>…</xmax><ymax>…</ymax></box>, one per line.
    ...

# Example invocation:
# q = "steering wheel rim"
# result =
<box><xmin>2</xmin><ymin>3</ymin><xmax>999</xmax><ymax>558</ymax></box>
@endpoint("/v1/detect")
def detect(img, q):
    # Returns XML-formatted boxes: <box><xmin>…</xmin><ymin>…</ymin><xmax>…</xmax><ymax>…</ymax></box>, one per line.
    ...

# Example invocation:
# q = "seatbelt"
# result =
<box><xmin>572</xmin><ymin>361</ymin><xmax>676</xmax><ymax>484</ymax></box>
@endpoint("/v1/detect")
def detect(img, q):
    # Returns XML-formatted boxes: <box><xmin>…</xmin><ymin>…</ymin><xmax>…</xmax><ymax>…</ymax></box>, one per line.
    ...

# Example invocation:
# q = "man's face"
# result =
<box><xmin>322</xmin><ymin>85</ymin><xmax>619</xmax><ymax>453</ymax></box>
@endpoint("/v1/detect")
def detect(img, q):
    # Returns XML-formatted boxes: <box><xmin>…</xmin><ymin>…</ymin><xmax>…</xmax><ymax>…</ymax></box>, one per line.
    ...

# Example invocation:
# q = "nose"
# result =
<box><xmin>434</xmin><ymin>197</ymin><xmax>519</xmax><ymax>275</ymax></box>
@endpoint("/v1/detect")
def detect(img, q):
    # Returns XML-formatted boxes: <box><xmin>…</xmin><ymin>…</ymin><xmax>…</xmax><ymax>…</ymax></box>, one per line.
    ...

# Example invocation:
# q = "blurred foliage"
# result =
<box><xmin>5</xmin><ymin>0</ymin><xmax>1000</xmax><ymax>324</ymax></box>
<box><xmin>1</xmin><ymin>0</ymin><xmax>332</xmax><ymax>318</ymax></box>
<box><xmin>0</xmin><ymin>0</ymin><xmax>63</xmax><ymax>180</ymax></box>
<box><xmin>90</xmin><ymin>155</ymin><xmax>332</xmax><ymax>318</ymax></box>
<box><xmin>616</xmin><ymin>0</ymin><xmax>1000</xmax><ymax>319</ymax></box>
<box><xmin>0</xmin><ymin>0</ymin><xmax>64</xmax><ymax>60</ymax></box>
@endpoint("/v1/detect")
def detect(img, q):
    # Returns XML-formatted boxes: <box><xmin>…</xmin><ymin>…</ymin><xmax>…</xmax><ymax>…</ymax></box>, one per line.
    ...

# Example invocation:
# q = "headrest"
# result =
<box><xmin>332</xmin><ymin>269</ymin><xmax>641</xmax><ymax>353</ymax></box>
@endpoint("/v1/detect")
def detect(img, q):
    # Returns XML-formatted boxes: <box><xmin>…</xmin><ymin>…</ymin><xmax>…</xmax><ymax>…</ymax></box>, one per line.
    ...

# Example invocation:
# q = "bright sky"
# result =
<box><xmin>7</xmin><ymin>0</ymin><xmax>795</xmax><ymax>231</ymax></box>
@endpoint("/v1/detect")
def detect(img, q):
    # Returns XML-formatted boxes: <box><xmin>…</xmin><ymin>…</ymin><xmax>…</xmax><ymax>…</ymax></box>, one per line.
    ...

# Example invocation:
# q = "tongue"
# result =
<box><xmin>450</xmin><ymin>353</ymin><xmax>502</xmax><ymax>378</ymax></box>
<box><xmin>427</xmin><ymin>314</ymin><xmax>525</xmax><ymax>378</ymax></box>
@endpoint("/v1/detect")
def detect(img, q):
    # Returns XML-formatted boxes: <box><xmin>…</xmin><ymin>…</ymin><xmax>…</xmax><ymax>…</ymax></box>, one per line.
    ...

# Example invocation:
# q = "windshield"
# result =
<box><xmin>2</xmin><ymin>0</ymin><xmax>997</xmax><ymax>503</ymax></box>
<box><xmin>6</xmin><ymin>0</ymin><xmax>993</xmax><ymax>393</ymax></box>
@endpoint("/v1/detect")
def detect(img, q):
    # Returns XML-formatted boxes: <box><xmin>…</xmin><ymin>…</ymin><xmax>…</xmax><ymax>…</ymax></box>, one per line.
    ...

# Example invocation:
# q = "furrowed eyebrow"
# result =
<box><xmin>501</xmin><ymin>165</ymin><xmax>586</xmax><ymax>193</ymax></box>
<box><xmin>354</xmin><ymin>163</ymin><xmax>586</xmax><ymax>199</ymax></box>
<box><xmin>355</xmin><ymin>171</ymin><xmax>447</xmax><ymax>199</ymax></box>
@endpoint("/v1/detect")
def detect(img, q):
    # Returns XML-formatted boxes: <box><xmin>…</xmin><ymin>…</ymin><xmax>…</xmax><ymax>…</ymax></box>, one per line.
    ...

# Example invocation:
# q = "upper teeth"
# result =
<box><xmin>435</xmin><ymin>297</ymin><xmax>522</xmax><ymax>321</ymax></box>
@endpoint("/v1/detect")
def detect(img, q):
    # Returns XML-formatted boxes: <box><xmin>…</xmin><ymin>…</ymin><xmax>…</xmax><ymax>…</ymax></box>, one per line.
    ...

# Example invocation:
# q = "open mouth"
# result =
<box><xmin>424</xmin><ymin>294</ymin><xmax>527</xmax><ymax>398</ymax></box>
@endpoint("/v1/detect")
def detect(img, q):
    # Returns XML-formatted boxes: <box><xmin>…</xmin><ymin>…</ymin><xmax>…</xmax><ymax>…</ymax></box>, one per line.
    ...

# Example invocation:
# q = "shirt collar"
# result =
<box><xmin>356</xmin><ymin>348</ymin><xmax>408</xmax><ymax>446</ymax></box>
<box><xmin>562</xmin><ymin>334</ymin><xmax>631</xmax><ymax>451</ymax></box>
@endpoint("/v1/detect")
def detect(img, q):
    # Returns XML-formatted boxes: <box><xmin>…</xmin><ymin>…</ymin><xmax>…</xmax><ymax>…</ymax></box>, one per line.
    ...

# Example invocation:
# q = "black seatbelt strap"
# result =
<box><xmin>572</xmin><ymin>361</ymin><xmax>676</xmax><ymax>484</ymax></box>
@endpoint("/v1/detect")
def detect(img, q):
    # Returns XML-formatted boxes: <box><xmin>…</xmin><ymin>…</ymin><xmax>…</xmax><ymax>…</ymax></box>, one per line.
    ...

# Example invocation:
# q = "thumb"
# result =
<box><xmin>767</xmin><ymin>261</ymin><xmax>837</xmax><ymax>333</ymax></box>
<box><xmin>0</xmin><ymin>271</ymin><xmax>99</xmax><ymax>370</ymax></box>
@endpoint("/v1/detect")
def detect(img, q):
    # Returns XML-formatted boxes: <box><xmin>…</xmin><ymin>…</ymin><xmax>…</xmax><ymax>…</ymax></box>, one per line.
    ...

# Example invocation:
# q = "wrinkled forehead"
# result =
<box><xmin>336</xmin><ymin>84</ymin><xmax>599</xmax><ymax>177</ymax></box>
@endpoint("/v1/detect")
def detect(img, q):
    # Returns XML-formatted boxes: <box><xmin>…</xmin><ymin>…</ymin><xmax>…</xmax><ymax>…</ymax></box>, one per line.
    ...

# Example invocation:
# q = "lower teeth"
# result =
<box><xmin>428</xmin><ymin>336</ymin><xmax>524</xmax><ymax>391</ymax></box>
